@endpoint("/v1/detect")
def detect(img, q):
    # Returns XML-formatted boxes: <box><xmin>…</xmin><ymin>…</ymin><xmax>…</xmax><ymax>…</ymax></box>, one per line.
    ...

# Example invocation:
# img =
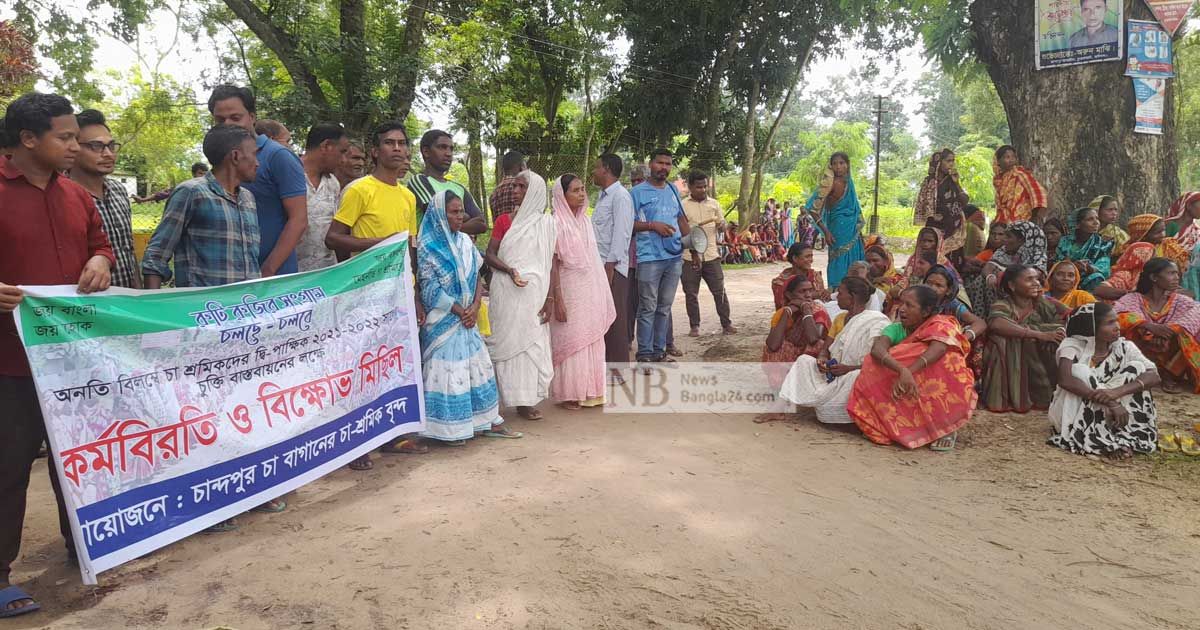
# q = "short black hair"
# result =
<box><xmin>995</xmin><ymin>144</ymin><xmax>1017</xmax><ymax>163</ymax></box>
<box><xmin>75</xmin><ymin>109</ymin><xmax>109</xmax><ymax>132</ymax></box>
<box><xmin>649</xmin><ymin>148</ymin><xmax>673</xmax><ymax>161</ymax></box>
<box><xmin>191</xmin><ymin>162</ymin><xmax>209</xmax><ymax>176</ymax></box>
<box><xmin>597</xmin><ymin>153</ymin><xmax>622</xmax><ymax>179</ymax></box>
<box><xmin>999</xmin><ymin>263</ymin><xmax>1033</xmax><ymax>296</ymax></box>
<box><xmin>305</xmin><ymin>122</ymin><xmax>346</xmax><ymax>150</ymax></box>
<box><xmin>3</xmin><ymin>92</ymin><xmax>75</xmax><ymax>140</ymax></box>
<box><xmin>963</xmin><ymin>204</ymin><xmax>980</xmax><ymax>219</ymax></box>
<box><xmin>1137</xmin><ymin>257</ymin><xmax>1176</xmax><ymax>294</ymax></box>
<box><xmin>687</xmin><ymin>169</ymin><xmax>708</xmax><ymax>185</ymax></box>
<box><xmin>254</xmin><ymin>119</ymin><xmax>286</xmax><ymax>139</ymax></box>
<box><xmin>371</xmin><ymin>121</ymin><xmax>408</xmax><ymax>148</ymax></box>
<box><xmin>420</xmin><ymin>129</ymin><xmax>451</xmax><ymax>151</ymax></box>
<box><xmin>501</xmin><ymin>150</ymin><xmax>526</xmax><ymax>175</ymax></box>
<box><xmin>207</xmin><ymin>84</ymin><xmax>256</xmax><ymax>114</ymax></box>
<box><xmin>203</xmin><ymin>124</ymin><xmax>254</xmax><ymax>168</ymax></box>
<box><xmin>841</xmin><ymin>275</ymin><xmax>872</xmax><ymax>305</ymax></box>
<box><xmin>786</xmin><ymin>242</ymin><xmax>812</xmax><ymax>263</ymax></box>
<box><xmin>784</xmin><ymin>274</ymin><xmax>811</xmax><ymax>295</ymax></box>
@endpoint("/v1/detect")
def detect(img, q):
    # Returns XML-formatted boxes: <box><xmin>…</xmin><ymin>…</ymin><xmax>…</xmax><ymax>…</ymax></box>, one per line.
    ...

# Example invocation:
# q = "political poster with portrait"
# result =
<box><xmin>1143</xmin><ymin>0</ymin><xmax>1194</xmax><ymax>36</ymax></box>
<box><xmin>1126</xmin><ymin>20</ymin><xmax>1175</xmax><ymax>78</ymax></box>
<box><xmin>1036</xmin><ymin>0</ymin><xmax>1125</xmax><ymax>69</ymax></box>
<box><xmin>14</xmin><ymin>235</ymin><xmax>424</xmax><ymax>584</ymax></box>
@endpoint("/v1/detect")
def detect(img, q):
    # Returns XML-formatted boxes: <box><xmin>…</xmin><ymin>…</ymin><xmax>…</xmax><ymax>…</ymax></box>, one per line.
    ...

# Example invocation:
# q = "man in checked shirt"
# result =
<box><xmin>67</xmin><ymin>109</ymin><xmax>141</xmax><ymax>288</ymax></box>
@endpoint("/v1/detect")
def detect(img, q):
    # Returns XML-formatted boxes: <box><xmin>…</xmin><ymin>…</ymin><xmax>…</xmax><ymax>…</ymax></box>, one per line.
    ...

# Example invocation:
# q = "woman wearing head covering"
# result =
<box><xmin>763</xmin><ymin>275</ymin><xmax>831</xmax><ymax>388</ymax></box>
<box><xmin>1095</xmin><ymin>214</ymin><xmax>1190</xmax><ymax>302</ymax></box>
<box><xmin>1090</xmin><ymin>195</ymin><xmax>1129</xmax><ymax>254</ymax></box>
<box><xmin>902</xmin><ymin>227</ymin><xmax>956</xmax><ymax>285</ymax></box>
<box><xmin>1165</xmin><ymin>191</ymin><xmax>1200</xmax><ymax>252</ymax></box>
<box><xmin>417</xmin><ymin>191</ymin><xmax>511</xmax><ymax>444</ymax></box>
<box><xmin>1054</xmin><ymin>206</ymin><xmax>1112</xmax><ymax>291</ymax></box>
<box><xmin>981</xmin><ymin>264</ymin><xmax>1070</xmax><ymax>413</ymax></box>
<box><xmin>773</xmin><ymin>243</ymin><xmax>827</xmax><ymax>308</ymax></box>
<box><xmin>1044</xmin><ymin>260</ymin><xmax>1097</xmax><ymax>310</ymax></box>
<box><xmin>1048</xmin><ymin>303</ymin><xmax>1160</xmax><ymax>459</ymax></box>
<box><xmin>964</xmin><ymin>220</ymin><xmax>1047</xmax><ymax>318</ymax></box>
<box><xmin>992</xmin><ymin>145</ymin><xmax>1048</xmax><ymax>224</ymax></box>
<box><xmin>548</xmin><ymin>174</ymin><xmax>617</xmax><ymax>409</ymax></box>
<box><xmin>805</xmin><ymin>152</ymin><xmax>865</xmax><ymax>287</ymax></box>
<box><xmin>846</xmin><ymin>285</ymin><xmax>977</xmax><ymax>450</ymax></box>
<box><xmin>913</xmin><ymin>148</ymin><xmax>970</xmax><ymax>263</ymax></box>
<box><xmin>485</xmin><ymin>170</ymin><xmax>557</xmax><ymax>420</ymax></box>
<box><xmin>1114</xmin><ymin>257</ymin><xmax>1200</xmax><ymax>393</ymax></box>
<box><xmin>779</xmin><ymin>276</ymin><xmax>891</xmax><ymax>425</ymax></box>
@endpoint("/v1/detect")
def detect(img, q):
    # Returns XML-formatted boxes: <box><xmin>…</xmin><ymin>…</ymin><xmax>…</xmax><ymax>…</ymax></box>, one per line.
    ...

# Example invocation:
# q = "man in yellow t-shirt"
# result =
<box><xmin>323</xmin><ymin>120</ymin><xmax>428</xmax><ymax>460</ymax></box>
<box><xmin>680</xmin><ymin>169</ymin><xmax>736</xmax><ymax>337</ymax></box>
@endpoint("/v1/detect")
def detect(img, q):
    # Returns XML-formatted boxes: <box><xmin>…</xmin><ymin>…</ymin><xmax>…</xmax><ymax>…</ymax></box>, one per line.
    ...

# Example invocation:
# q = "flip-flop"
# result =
<box><xmin>0</xmin><ymin>585</ymin><xmax>40</xmax><ymax>618</ymax></box>
<box><xmin>517</xmin><ymin>407</ymin><xmax>543</xmax><ymax>421</ymax></box>
<box><xmin>381</xmin><ymin>438</ymin><xmax>430</xmax><ymax>454</ymax></box>
<box><xmin>1158</xmin><ymin>432</ymin><xmax>1181</xmax><ymax>453</ymax></box>
<box><xmin>251</xmin><ymin>499</ymin><xmax>287</xmax><ymax>513</ymax></box>
<box><xmin>560</xmin><ymin>401</ymin><xmax>582</xmax><ymax>411</ymax></box>
<box><xmin>1177</xmin><ymin>432</ymin><xmax>1200</xmax><ymax>457</ymax></box>
<box><xmin>930</xmin><ymin>432</ymin><xmax>957</xmax><ymax>452</ymax></box>
<box><xmin>348</xmin><ymin>455</ymin><xmax>373</xmax><ymax>471</ymax></box>
<box><xmin>480</xmin><ymin>428</ymin><xmax>523</xmax><ymax>439</ymax></box>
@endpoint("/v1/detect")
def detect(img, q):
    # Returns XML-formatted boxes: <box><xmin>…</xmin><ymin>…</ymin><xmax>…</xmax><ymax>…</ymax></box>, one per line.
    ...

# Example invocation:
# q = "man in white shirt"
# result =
<box><xmin>591</xmin><ymin>153</ymin><xmax>634</xmax><ymax>378</ymax></box>
<box><xmin>297</xmin><ymin>123</ymin><xmax>349</xmax><ymax>272</ymax></box>
<box><xmin>681</xmin><ymin>169</ymin><xmax>736</xmax><ymax>336</ymax></box>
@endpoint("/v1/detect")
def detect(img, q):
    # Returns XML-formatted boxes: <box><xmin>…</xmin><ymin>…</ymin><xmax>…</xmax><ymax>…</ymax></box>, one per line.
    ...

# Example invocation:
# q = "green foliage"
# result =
<box><xmin>789</xmin><ymin>121</ymin><xmax>874</xmax><ymax>190</ymax></box>
<box><xmin>0</xmin><ymin>21</ymin><xmax>38</xmax><ymax>103</ymax></box>
<box><xmin>953</xmin><ymin>145</ymin><xmax>996</xmax><ymax>209</ymax></box>
<box><xmin>1177</xmin><ymin>33</ymin><xmax>1200</xmax><ymax>191</ymax></box>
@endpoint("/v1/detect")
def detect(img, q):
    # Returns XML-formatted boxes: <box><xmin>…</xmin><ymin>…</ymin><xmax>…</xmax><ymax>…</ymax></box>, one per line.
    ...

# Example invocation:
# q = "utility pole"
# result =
<box><xmin>870</xmin><ymin>95</ymin><xmax>886</xmax><ymax>234</ymax></box>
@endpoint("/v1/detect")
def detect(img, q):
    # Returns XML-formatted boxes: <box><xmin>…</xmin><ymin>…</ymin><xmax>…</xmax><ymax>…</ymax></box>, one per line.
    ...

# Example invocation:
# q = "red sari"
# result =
<box><xmin>847</xmin><ymin>315</ymin><xmax>977</xmax><ymax>448</ymax></box>
<box><xmin>771</xmin><ymin>267</ymin><xmax>826</xmax><ymax>309</ymax></box>
<box><xmin>762</xmin><ymin>305</ymin><xmax>830</xmax><ymax>388</ymax></box>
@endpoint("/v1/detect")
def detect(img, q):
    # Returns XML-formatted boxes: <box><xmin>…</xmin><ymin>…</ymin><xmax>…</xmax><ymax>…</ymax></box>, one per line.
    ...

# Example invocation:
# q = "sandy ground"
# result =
<box><xmin>9</xmin><ymin>260</ymin><xmax>1200</xmax><ymax>630</ymax></box>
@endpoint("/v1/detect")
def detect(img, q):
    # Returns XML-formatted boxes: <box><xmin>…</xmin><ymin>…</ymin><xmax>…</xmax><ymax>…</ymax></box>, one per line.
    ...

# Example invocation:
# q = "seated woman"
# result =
<box><xmin>902</xmin><ymin>227</ymin><xmax>955</xmax><ymax>287</ymax></box>
<box><xmin>772</xmin><ymin>243</ymin><xmax>827</xmax><ymax>308</ymax></box>
<box><xmin>965</xmin><ymin>220</ymin><xmax>1047</xmax><ymax>318</ymax></box>
<box><xmin>1048</xmin><ymin>303</ymin><xmax>1160</xmax><ymax>459</ymax></box>
<box><xmin>1045</xmin><ymin>260</ymin><xmax>1097</xmax><ymax>310</ymax></box>
<box><xmin>847</xmin><ymin>285</ymin><xmax>977</xmax><ymax>450</ymax></box>
<box><xmin>418</xmin><ymin>191</ymin><xmax>513</xmax><ymax>445</ymax></box>
<box><xmin>865</xmin><ymin>242</ymin><xmax>906</xmax><ymax>307</ymax></box>
<box><xmin>1095</xmin><ymin>214</ymin><xmax>1190</xmax><ymax>302</ymax></box>
<box><xmin>780</xmin><ymin>276</ymin><xmax>891</xmax><ymax>424</ymax></box>
<box><xmin>763</xmin><ymin>275</ymin><xmax>830</xmax><ymax>388</ymax></box>
<box><xmin>981</xmin><ymin>264</ymin><xmax>1069</xmax><ymax>413</ymax></box>
<box><xmin>1054</xmin><ymin>206</ymin><xmax>1112</xmax><ymax>291</ymax></box>
<box><xmin>1092</xmin><ymin>195</ymin><xmax>1129</xmax><ymax>254</ymax></box>
<box><xmin>924</xmin><ymin>265</ymin><xmax>986</xmax><ymax>343</ymax></box>
<box><xmin>1042</xmin><ymin>217</ymin><xmax>1065</xmax><ymax>263</ymax></box>
<box><xmin>1114</xmin><ymin>257</ymin><xmax>1200</xmax><ymax>393</ymax></box>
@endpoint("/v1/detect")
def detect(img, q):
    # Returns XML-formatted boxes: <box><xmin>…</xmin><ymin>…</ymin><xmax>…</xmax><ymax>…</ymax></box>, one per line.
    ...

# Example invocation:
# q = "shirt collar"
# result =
<box><xmin>256</xmin><ymin>134</ymin><xmax>269</xmax><ymax>151</ymax></box>
<box><xmin>602</xmin><ymin>180</ymin><xmax>623</xmax><ymax>196</ymax></box>
<box><xmin>0</xmin><ymin>155</ymin><xmax>62</xmax><ymax>187</ymax></box>
<box><xmin>203</xmin><ymin>171</ymin><xmax>242</xmax><ymax>204</ymax></box>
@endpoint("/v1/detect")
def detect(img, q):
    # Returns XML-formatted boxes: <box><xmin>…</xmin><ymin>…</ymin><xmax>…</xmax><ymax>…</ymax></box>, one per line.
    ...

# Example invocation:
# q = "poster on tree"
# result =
<box><xmin>1036</xmin><ymin>0</ymin><xmax>1124</xmax><ymax>69</ymax></box>
<box><xmin>14</xmin><ymin>235</ymin><xmax>424</xmax><ymax>584</ymax></box>
<box><xmin>1143</xmin><ymin>0</ymin><xmax>1194</xmax><ymax>36</ymax></box>
<box><xmin>1126</xmin><ymin>20</ymin><xmax>1174</xmax><ymax>78</ymax></box>
<box><xmin>1133</xmin><ymin>78</ymin><xmax>1166</xmax><ymax>134</ymax></box>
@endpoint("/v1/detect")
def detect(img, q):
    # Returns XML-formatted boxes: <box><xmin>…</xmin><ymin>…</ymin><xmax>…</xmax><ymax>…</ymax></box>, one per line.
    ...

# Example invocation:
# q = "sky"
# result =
<box><xmin>8</xmin><ymin>2</ymin><xmax>934</xmax><ymax>149</ymax></box>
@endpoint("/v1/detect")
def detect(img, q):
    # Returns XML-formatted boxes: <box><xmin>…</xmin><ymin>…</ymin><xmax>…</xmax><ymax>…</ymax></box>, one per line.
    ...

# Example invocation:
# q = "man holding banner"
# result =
<box><xmin>0</xmin><ymin>92</ymin><xmax>115</xmax><ymax>618</ymax></box>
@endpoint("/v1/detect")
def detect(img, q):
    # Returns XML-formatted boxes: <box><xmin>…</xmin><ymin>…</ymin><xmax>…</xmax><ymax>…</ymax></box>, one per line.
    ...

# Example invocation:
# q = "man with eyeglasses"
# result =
<box><xmin>68</xmin><ymin>109</ymin><xmax>141</xmax><ymax>288</ymax></box>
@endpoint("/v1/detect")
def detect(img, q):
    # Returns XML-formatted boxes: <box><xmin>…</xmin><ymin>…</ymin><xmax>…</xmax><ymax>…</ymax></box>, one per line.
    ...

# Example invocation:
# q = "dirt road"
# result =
<box><xmin>10</xmin><ymin>263</ymin><xmax>1200</xmax><ymax>629</ymax></box>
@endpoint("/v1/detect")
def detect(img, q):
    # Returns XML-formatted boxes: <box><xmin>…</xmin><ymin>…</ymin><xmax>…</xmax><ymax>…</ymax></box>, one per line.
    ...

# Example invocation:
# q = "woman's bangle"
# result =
<box><xmin>965</xmin><ymin>329</ymin><xmax>976</xmax><ymax>341</ymax></box>
<box><xmin>917</xmin><ymin>357</ymin><xmax>928</xmax><ymax>370</ymax></box>
<box><xmin>802</xmin><ymin>314</ymin><xmax>814</xmax><ymax>321</ymax></box>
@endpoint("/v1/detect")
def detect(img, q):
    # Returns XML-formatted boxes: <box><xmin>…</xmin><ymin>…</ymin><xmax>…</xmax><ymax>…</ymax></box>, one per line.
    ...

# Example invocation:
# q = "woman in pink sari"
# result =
<box><xmin>549</xmin><ymin>174</ymin><xmax>617</xmax><ymax>409</ymax></box>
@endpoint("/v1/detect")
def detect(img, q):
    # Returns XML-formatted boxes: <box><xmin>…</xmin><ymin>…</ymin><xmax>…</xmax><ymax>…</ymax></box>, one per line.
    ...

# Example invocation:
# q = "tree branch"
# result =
<box><xmin>219</xmin><ymin>0</ymin><xmax>330</xmax><ymax>112</ymax></box>
<box><xmin>387</xmin><ymin>0</ymin><xmax>429</xmax><ymax>122</ymax></box>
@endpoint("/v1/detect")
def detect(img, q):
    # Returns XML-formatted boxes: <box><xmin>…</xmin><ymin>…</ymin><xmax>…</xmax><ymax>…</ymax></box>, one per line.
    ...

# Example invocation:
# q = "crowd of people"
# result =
<box><xmin>2</xmin><ymin>87</ymin><xmax>1200</xmax><ymax>617</ymax></box>
<box><xmin>768</xmin><ymin>145</ymin><xmax>1200</xmax><ymax>461</ymax></box>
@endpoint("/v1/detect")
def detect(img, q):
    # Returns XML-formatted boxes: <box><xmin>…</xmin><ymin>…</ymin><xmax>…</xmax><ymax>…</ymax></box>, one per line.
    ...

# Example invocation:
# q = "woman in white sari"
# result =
<box><xmin>779</xmin><ymin>276</ymin><xmax>891</xmax><ymax>424</ymax></box>
<box><xmin>484</xmin><ymin>170</ymin><xmax>557</xmax><ymax>420</ymax></box>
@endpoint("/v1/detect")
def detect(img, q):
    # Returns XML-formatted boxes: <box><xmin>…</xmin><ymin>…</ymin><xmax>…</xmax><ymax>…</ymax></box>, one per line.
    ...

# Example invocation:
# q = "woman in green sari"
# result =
<box><xmin>981</xmin><ymin>264</ymin><xmax>1070</xmax><ymax>413</ymax></box>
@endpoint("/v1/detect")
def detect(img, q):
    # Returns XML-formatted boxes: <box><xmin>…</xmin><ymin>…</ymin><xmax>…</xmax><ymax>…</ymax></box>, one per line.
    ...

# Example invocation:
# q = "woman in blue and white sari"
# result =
<box><xmin>418</xmin><ymin>191</ymin><xmax>518</xmax><ymax>444</ymax></box>
<box><xmin>806</xmin><ymin>152</ymin><xmax>865</xmax><ymax>288</ymax></box>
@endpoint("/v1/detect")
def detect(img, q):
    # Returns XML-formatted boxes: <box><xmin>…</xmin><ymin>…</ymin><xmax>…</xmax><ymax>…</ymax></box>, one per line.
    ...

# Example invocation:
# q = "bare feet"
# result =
<box><xmin>517</xmin><ymin>406</ymin><xmax>543</xmax><ymax>420</ymax></box>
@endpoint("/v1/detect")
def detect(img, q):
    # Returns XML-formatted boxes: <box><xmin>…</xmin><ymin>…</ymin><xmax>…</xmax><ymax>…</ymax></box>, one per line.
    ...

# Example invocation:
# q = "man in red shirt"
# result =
<box><xmin>0</xmin><ymin>92</ymin><xmax>113</xmax><ymax>618</ymax></box>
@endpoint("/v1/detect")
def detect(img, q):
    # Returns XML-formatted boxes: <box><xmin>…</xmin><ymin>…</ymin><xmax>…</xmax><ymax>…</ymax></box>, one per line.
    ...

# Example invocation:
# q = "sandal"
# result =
<box><xmin>348</xmin><ymin>455</ymin><xmax>373</xmax><ymax>471</ymax></box>
<box><xmin>517</xmin><ymin>406</ymin><xmax>543</xmax><ymax>421</ymax></box>
<box><xmin>381</xmin><ymin>438</ymin><xmax>430</xmax><ymax>454</ymax></box>
<box><xmin>665</xmin><ymin>346</ymin><xmax>683</xmax><ymax>357</ymax></box>
<box><xmin>1177</xmin><ymin>432</ymin><xmax>1200</xmax><ymax>456</ymax></box>
<box><xmin>251</xmin><ymin>499</ymin><xmax>287</xmax><ymax>513</ymax></box>
<box><xmin>930</xmin><ymin>432</ymin><xmax>957</xmax><ymax>452</ymax></box>
<box><xmin>0</xmin><ymin>586</ymin><xmax>40</xmax><ymax>618</ymax></box>
<box><xmin>204</xmin><ymin>518</ymin><xmax>239</xmax><ymax>533</ymax></box>
<box><xmin>1158</xmin><ymin>432</ymin><xmax>1181</xmax><ymax>453</ymax></box>
<box><xmin>480</xmin><ymin>427</ymin><xmax>523</xmax><ymax>439</ymax></box>
<box><xmin>560</xmin><ymin>401</ymin><xmax>582</xmax><ymax>411</ymax></box>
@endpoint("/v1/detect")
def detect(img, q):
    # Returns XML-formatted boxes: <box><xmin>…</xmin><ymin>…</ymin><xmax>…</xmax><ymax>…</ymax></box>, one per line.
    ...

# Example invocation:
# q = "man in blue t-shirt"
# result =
<box><xmin>208</xmin><ymin>85</ymin><xmax>308</xmax><ymax>276</ymax></box>
<box><xmin>631</xmin><ymin>148</ymin><xmax>692</xmax><ymax>362</ymax></box>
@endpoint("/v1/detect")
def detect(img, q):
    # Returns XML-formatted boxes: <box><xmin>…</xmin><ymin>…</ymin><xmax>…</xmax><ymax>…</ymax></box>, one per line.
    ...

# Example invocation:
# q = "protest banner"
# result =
<box><xmin>1143</xmin><ymin>0</ymin><xmax>1194</xmax><ymax>36</ymax></box>
<box><xmin>1133</xmin><ymin>78</ymin><xmax>1167</xmax><ymax>134</ymax></box>
<box><xmin>14</xmin><ymin>235</ymin><xmax>424</xmax><ymax>585</ymax></box>
<box><xmin>1126</xmin><ymin>20</ymin><xmax>1175</xmax><ymax>78</ymax></box>
<box><xmin>1036</xmin><ymin>0</ymin><xmax>1124</xmax><ymax>69</ymax></box>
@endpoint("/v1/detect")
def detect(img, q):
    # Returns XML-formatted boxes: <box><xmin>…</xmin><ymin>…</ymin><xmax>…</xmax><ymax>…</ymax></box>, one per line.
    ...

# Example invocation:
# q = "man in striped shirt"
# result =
<box><xmin>67</xmin><ymin>109</ymin><xmax>141</xmax><ymax>288</ymax></box>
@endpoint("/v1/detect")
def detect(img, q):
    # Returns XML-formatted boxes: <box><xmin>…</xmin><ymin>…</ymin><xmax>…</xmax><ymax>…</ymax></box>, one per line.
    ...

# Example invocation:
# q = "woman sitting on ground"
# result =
<box><xmin>763</xmin><ymin>275</ymin><xmax>830</xmax><ymax>388</ymax></box>
<box><xmin>965</xmin><ymin>220</ymin><xmax>1047</xmax><ymax>318</ymax></box>
<box><xmin>780</xmin><ymin>276</ymin><xmax>891</xmax><ymax>424</ymax></box>
<box><xmin>981</xmin><ymin>264</ymin><xmax>1069</xmax><ymax>413</ymax></box>
<box><xmin>925</xmin><ymin>265</ymin><xmax>986</xmax><ymax>342</ymax></box>
<box><xmin>1042</xmin><ymin>217</ymin><xmax>1065</xmax><ymax>263</ymax></box>
<box><xmin>1054</xmin><ymin>206</ymin><xmax>1112</xmax><ymax>291</ymax></box>
<box><xmin>1092</xmin><ymin>195</ymin><xmax>1129</xmax><ymax>254</ymax></box>
<box><xmin>1045</xmin><ymin>260</ymin><xmax>1097</xmax><ymax>310</ymax></box>
<box><xmin>1048</xmin><ymin>303</ymin><xmax>1160</xmax><ymax>459</ymax></box>
<box><xmin>1165</xmin><ymin>191</ymin><xmax>1200</xmax><ymax>252</ymax></box>
<box><xmin>1114</xmin><ymin>257</ymin><xmax>1200</xmax><ymax>393</ymax></box>
<box><xmin>773</xmin><ymin>243</ymin><xmax>828</xmax><ymax>308</ymax></box>
<box><xmin>847</xmin><ymin>285</ymin><xmax>976</xmax><ymax>450</ymax></box>
<box><xmin>865</xmin><ymin>242</ymin><xmax>906</xmax><ymax>306</ymax></box>
<box><xmin>1095</xmin><ymin>214</ymin><xmax>1190</xmax><ymax>302</ymax></box>
<box><xmin>902</xmin><ymin>226</ymin><xmax>955</xmax><ymax>287</ymax></box>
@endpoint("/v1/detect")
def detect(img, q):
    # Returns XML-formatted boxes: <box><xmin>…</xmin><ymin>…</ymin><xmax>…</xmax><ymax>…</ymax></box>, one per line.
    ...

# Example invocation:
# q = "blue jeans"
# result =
<box><xmin>635</xmin><ymin>258</ymin><xmax>682</xmax><ymax>360</ymax></box>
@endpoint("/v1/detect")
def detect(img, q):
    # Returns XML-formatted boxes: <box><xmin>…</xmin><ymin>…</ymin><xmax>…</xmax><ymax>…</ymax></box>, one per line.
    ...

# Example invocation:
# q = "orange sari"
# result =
<box><xmin>847</xmin><ymin>315</ymin><xmax>977</xmax><ymax>448</ymax></box>
<box><xmin>993</xmin><ymin>166</ymin><xmax>1047</xmax><ymax>224</ymax></box>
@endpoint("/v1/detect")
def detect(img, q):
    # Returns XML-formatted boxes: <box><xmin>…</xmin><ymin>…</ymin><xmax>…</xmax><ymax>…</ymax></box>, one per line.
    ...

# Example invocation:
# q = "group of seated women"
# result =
<box><xmin>765</xmin><ymin>192</ymin><xmax>1200</xmax><ymax>459</ymax></box>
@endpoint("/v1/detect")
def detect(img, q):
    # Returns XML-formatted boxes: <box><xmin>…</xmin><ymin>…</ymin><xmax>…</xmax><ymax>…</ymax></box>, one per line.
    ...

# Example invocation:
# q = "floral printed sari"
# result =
<box><xmin>1114</xmin><ymin>290</ymin><xmax>1200</xmax><ymax>392</ymax></box>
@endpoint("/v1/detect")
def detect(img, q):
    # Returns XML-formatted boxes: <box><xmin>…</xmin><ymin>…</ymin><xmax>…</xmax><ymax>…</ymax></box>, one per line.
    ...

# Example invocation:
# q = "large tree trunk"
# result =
<box><xmin>972</xmin><ymin>0</ymin><xmax>1178</xmax><ymax>219</ymax></box>
<box><xmin>386</xmin><ymin>0</ymin><xmax>429</xmax><ymax>123</ymax></box>
<box><xmin>339</xmin><ymin>0</ymin><xmax>368</xmax><ymax>134</ymax></box>
<box><xmin>466</xmin><ymin>116</ymin><xmax>486</xmax><ymax>220</ymax></box>
<box><xmin>221</xmin><ymin>0</ymin><xmax>331</xmax><ymax>113</ymax></box>
<box><xmin>735</xmin><ymin>74</ymin><xmax>761</xmax><ymax>226</ymax></box>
